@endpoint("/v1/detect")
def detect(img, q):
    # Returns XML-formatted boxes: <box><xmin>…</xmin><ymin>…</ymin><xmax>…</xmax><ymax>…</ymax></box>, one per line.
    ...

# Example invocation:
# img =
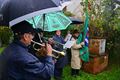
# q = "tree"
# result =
<box><xmin>81</xmin><ymin>0</ymin><xmax>120</xmax><ymax>53</ymax></box>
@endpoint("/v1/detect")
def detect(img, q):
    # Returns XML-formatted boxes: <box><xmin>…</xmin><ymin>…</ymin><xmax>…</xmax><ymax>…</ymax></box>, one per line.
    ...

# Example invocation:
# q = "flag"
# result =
<box><xmin>77</xmin><ymin>0</ymin><xmax>89</xmax><ymax>62</ymax></box>
<box><xmin>85</xmin><ymin>26</ymin><xmax>89</xmax><ymax>47</ymax></box>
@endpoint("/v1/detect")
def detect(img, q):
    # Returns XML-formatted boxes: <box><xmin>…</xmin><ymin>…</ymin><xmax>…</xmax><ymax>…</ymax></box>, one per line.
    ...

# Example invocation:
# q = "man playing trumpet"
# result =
<box><xmin>28</xmin><ymin>29</ymin><xmax>66</xmax><ymax>80</ymax></box>
<box><xmin>0</xmin><ymin>21</ymin><xmax>54</xmax><ymax>80</ymax></box>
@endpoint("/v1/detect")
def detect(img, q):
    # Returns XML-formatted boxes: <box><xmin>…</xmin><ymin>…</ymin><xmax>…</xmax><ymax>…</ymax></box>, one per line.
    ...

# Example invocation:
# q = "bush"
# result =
<box><xmin>0</xmin><ymin>27</ymin><xmax>12</xmax><ymax>46</ymax></box>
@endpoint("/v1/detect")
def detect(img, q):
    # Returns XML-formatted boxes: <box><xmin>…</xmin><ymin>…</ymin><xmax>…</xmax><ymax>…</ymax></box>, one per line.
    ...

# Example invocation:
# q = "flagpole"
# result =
<box><xmin>82</xmin><ymin>0</ymin><xmax>89</xmax><ymax>41</ymax></box>
<box><xmin>76</xmin><ymin>0</ymin><xmax>90</xmax><ymax>62</ymax></box>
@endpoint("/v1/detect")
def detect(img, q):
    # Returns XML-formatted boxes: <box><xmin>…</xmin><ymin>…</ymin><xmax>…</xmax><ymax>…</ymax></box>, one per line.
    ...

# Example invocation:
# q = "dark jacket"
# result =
<box><xmin>0</xmin><ymin>40</ymin><xmax>54</xmax><ymax>80</ymax></box>
<box><xmin>52</xmin><ymin>35</ymin><xmax>68</xmax><ymax>68</ymax></box>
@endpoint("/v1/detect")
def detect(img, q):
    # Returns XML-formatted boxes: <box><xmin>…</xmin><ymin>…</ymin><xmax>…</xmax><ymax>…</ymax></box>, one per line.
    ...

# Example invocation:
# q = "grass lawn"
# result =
<box><xmin>62</xmin><ymin>64</ymin><xmax>120</xmax><ymax>80</ymax></box>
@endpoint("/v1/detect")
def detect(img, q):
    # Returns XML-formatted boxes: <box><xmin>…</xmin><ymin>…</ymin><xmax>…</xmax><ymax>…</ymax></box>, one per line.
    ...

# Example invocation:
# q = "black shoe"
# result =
<box><xmin>71</xmin><ymin>69</ymin><xmax>76</xmax><ymax>76</ymax></box>
<box><xmin>75</xmin><ymin>70</ymin><xmax>80</xmax><ymax>76</ymax></box>
<box><xmin>72</xmin><ymin>75</ymin><xmax>77</xmax><ymax>77</ymax></box>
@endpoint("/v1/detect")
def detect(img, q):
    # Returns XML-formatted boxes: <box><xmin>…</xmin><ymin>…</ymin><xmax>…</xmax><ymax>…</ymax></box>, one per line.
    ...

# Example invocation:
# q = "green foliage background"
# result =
<box><xmin>81</xmin><ymin>0</ymin><xmax>120</xmax><ymax>63</ymax></box>
<box><xmin>0</xmin><ymin>27</ymin><xmax>12</xmax><ymax>46</ymax></box>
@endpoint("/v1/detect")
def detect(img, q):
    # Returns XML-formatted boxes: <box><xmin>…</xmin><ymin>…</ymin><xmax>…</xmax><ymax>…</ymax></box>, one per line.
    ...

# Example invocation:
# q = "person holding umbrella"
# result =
<box><xmin>0</xmin><ymin>21</ymin><xmax>54</xmax><ymax>80</ymax></box>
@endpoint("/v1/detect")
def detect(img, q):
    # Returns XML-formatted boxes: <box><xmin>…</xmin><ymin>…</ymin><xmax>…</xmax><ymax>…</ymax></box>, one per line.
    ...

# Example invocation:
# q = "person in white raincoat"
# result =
<box><xmin>70</xmin><ymin>30</ymin><xmax>84</xmax><ymax>76</ymax></box>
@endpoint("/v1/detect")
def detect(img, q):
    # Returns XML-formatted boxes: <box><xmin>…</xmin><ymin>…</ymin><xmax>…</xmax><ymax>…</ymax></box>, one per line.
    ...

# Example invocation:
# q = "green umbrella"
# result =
<box><xmin>27</xmin><ymin>11</ymin><xmax>71</xmax><ymax>32</ymax></box>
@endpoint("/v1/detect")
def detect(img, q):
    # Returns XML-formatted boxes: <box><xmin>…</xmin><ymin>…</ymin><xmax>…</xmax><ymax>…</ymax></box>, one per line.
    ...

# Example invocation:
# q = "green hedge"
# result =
<box><xmin>0</xmin><ymin>27</ymin><xmax>12</xmax><ymax>46</ymax></box>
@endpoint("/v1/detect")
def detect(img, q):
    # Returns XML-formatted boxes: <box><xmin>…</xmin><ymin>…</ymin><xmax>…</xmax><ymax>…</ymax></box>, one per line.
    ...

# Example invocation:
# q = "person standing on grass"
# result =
<box><xmin>52</xmin><ymin>30</ymin><xmax>68</xmax><ymax>80</ymax></box>
<box><xmin>70</xmin><ymin>30</ymin><xmax>84</xmax><ymax>77</ymax></box>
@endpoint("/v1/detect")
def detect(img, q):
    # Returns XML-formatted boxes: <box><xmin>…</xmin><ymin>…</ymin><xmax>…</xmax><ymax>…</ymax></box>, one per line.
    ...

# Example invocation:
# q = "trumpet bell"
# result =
<box><xmin>60</xmin><ymin>52</ymin><xmax>65</xmax><ymax>56</ymax></box>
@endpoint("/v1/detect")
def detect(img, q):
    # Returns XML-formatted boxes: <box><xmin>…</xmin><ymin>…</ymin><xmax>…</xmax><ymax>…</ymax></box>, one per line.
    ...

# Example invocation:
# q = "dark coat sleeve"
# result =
<box><xmin>2</xmin><ymin>43</ymin><xmax>54</xmax><ymax>80</ymax></box>
<box><xmin>14</xmin><ymin>49</ymin><xmax>54</xmax><ymax>79</ymax></box>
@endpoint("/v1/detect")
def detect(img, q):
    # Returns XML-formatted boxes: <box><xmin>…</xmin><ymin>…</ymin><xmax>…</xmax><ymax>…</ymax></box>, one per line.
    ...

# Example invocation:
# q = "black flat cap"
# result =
<box><xmin>11</xmin><ymin>21</ymin><xmax>35</xmax><ymax>35</ymax></box>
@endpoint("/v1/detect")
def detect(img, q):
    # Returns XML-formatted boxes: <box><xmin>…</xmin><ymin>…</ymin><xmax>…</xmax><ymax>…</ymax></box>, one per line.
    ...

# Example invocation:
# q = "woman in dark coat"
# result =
<box><xmin>52</xmin><ymin>30</ymin><xmax>68</xmax><ymax>80</ymax></box>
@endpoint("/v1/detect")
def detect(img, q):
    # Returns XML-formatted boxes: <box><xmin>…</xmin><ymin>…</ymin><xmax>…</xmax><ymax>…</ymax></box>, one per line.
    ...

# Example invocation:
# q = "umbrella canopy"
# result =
<box><xmin>0</xmin><ymin>0</ymin><xmax>61</xmax><ymax>26</ymax></box>
<box><xmin>27</xmin><ymin>11</ymin><xmax>72</xmax><ymax>32</ymax></box>
<box><xmin>0</xmin><ymin>14</ymin><xmax>2</xmax><ymax>22</ymax></box>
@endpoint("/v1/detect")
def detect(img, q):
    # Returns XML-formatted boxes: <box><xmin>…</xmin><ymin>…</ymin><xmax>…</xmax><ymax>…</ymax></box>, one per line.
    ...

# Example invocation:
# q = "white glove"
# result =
<box><xmin>80</xmin><ymin>42</ymin><xmax>85</xmax><ymax>46</ymax></box>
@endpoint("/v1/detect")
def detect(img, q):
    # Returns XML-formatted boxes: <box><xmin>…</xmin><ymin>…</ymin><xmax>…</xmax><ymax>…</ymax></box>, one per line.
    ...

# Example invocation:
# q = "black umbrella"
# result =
<box><xmin>69</xmin><ymin>17</ymin><xmax>84</xmax><ymax>24</ymax></box>
<box><xmin>0</xmin><ymin>0</ymin><xmax>61</xmax><ymax>27</ymax></box>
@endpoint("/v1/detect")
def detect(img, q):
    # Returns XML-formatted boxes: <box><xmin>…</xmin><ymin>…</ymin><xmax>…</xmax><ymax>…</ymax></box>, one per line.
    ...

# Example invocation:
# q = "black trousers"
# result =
<box><xmin>71</xmin><ymin>68</ymin><xmax>80</xmax><ymax>76</ymax></box>
<box><xmin>54</xmin><ymin>68</ymin><xmax>63</xmax><ymax>80</ymax></box>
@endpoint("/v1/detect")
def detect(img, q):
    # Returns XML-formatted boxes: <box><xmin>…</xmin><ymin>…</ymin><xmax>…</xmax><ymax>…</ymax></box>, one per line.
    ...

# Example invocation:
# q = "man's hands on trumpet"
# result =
<box><xmin>37</xmin><ymin>43</ymin><xmax>53</xmax><ymax>57</ymax></box>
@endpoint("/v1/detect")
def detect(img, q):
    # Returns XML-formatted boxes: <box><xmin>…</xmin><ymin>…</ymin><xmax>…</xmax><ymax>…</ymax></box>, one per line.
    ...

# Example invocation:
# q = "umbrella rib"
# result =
<box><xmin>55</xmin><ymin>13</ymin><xmax>64</xmax><ymax>29</ymax></box>
<box><xmin>43</xmin><ymin>14</ymin><xmax>46</xmax><ymax>31</ymax></box>
<box><xmin>32</xmin><ymin>17</ymin><xmax>37</xmax><ymax>28</ymax></box>
<box><xmin>45</xmin><ymin>14</ymin><xmax>50</xmax><ymax>31</ymax></box>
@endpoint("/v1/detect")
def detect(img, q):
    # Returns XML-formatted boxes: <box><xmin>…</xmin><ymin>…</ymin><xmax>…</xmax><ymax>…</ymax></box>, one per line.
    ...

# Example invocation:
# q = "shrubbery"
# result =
<box><xmin>0</xmin><ymin>27</ymin><xmax>12</xmax><ymax>46</ymax></box>
<box><xmin>81</xmin><ymin>0</ymin><xmax>120</xmax><ymax>62</ymax></box>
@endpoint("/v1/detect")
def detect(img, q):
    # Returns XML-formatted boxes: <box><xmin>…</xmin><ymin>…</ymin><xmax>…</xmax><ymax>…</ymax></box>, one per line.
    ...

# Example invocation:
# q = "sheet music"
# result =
<box><xmin>63</xmin><ymin>41</ymin><xmax>75</xmax><ymax>49</ymax></box>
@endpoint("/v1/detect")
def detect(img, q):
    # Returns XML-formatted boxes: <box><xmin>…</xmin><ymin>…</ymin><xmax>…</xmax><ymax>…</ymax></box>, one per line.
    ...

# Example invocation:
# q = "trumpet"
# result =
<box><xmin>31</xmin><ymin>40</ymin><xmax>66</xmax><ymax>58</ymax></box>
